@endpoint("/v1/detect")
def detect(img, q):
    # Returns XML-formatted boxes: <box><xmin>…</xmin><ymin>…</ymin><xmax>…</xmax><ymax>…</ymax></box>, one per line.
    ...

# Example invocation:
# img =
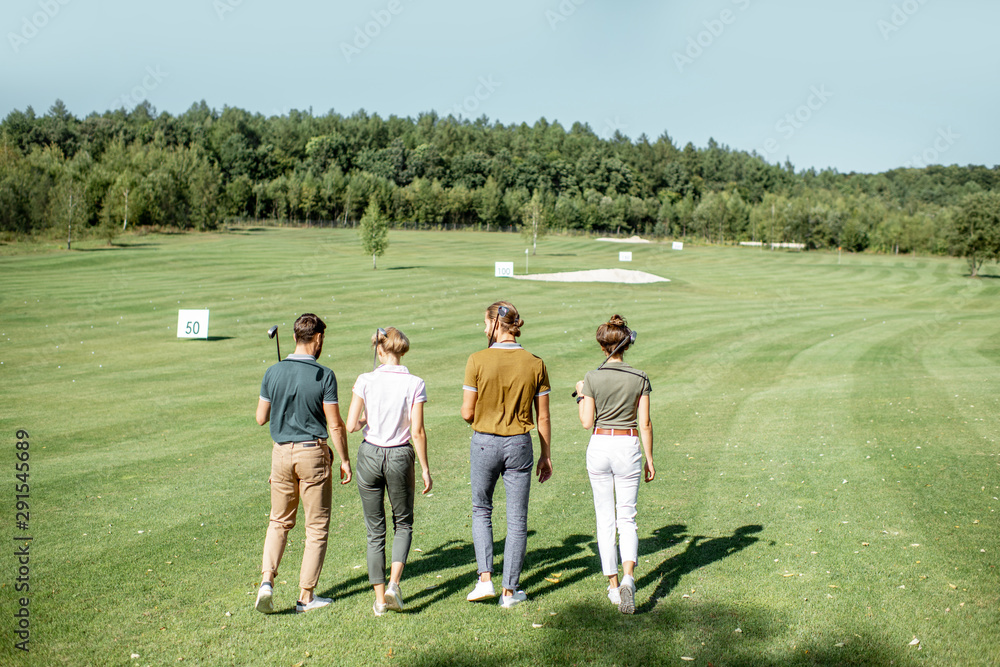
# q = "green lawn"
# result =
<box><xmin>1</xmin><ymin>228</ymin><xmax>998</xmax><ymax>666</ymax></box>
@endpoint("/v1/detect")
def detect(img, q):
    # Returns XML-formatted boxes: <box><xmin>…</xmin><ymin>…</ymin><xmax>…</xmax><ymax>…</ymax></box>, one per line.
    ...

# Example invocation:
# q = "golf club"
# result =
<box><xmin>267</xmin><ymin>325</ymin><xmax>281</xmax><ymax>362</ymax></box>
<box><xmin>373</xmin><ymin>327</ymin><xmax>387</xmax><ymax>371</ymax></box>
<box><xmin>573</xmin><ymin>329</ymin><xmax>638</xmax><ymax>397</ymax></box>
<box><xmin>597</xmin><ymin>329</ymin><xmax>637</xmax><ymax>370</ymax></box>
<box><xmin>487</xmin><ymin>305</ymin><xmax>510</xmax><ymax>348</ymax></box>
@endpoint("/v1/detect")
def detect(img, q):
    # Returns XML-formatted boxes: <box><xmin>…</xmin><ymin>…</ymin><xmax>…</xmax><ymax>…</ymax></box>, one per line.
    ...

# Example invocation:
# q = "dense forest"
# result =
<box><xmin>2</xmin><ymin>99</ymin><xmax>999</xmax><ymax>270</ymax></box>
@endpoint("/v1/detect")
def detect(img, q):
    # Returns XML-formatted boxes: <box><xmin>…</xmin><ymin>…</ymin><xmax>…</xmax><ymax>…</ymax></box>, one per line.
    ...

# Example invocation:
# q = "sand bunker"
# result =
<box><xmin>510</xmin><ymin>269</ymin><xmax>669</xmax><ymax>284</ymax></box>
<box><xmin>595</xmin><ymin>236</ymin><xmax>651</xmax><ymax>244</ymax></box>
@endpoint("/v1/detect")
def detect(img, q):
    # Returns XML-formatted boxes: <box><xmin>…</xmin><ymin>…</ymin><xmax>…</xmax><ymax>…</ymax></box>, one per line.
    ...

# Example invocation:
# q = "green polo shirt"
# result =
<box><xmin>259</xmin><ymin>354</ymin><xmax>339</xmax><ymax>443</ymax></box>
<box><xmin>463</xmin><ymin>342</ymin><xmax>550</xmax><ymax>436</ymax></box>
<box><xmin>582</xmin><ymin>361</ymin><xmax>651</xmax><ymax>429</ymax></box>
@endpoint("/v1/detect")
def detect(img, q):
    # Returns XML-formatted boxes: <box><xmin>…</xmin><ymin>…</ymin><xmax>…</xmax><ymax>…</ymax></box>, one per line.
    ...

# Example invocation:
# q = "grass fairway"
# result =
<box><xmin>2</xmin><ymin>228</ymin><xmax>999</xmax><ymax>666</ymax></box>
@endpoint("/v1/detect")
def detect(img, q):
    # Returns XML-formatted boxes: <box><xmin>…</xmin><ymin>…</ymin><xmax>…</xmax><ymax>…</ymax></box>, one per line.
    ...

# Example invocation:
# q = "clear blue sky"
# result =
<box><xmin>2</xmin><ymin>0</ymin><xmax>998</xmax><ymax>174</ymax></box>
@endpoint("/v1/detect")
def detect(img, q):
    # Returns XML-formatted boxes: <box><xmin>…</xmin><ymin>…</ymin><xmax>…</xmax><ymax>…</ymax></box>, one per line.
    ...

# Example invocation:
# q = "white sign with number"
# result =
<box><xmin>177</xmin><ymin>309</ymin><xmax>210</xmax><ymax>339</ymax></box>
<box><xmin>619</xmin><ymin>251</ymin><xmax>632</xmax><ymax>262</ymax></box>
<box><xmin>672</xmin><ymin>241</ymin><xmax>684</xmax><ymax>250</ymax></box>
<box><xmin>494</xmin><ymin>262</ymin><xmax>514</xmax><ymax>277</ymax></box>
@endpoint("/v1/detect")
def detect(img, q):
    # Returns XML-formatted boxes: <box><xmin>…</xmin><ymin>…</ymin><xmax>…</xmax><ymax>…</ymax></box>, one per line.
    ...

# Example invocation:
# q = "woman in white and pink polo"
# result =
<box><xmin>346</xmin><ymin>327</ymin><xmax>431</xmax><ymax>616</ymax></box>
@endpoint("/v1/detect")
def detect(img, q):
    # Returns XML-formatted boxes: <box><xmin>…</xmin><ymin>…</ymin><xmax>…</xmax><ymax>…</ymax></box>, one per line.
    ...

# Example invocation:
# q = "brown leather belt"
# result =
<box><xmin>276</xmin><ymin>438</ymin><xmax>327</xmax><ymax>448</ymax></box>
<box><xmin>593</xmin><ymin>428</ymin><xmax>637</xmax><ymax>437</ymax></box>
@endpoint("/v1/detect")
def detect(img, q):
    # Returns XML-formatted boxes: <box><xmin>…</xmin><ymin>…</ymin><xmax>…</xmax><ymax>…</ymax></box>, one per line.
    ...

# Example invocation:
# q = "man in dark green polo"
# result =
<box><xmin>254</xmin><ymin>313</ymin><xmax>352</xmax><ymax>613</ymax></box>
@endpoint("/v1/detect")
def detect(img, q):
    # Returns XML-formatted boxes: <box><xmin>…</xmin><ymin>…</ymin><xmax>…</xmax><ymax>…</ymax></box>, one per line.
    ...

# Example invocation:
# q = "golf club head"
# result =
<box><xmin>629</xmin><ymin>330</ymin><xmax>637</xmax><ymax>344</ymax></box>
<box><xmin>268</xmin><ymin>325</ymin><xmax>281</xmax><ymax>362</ymax></box>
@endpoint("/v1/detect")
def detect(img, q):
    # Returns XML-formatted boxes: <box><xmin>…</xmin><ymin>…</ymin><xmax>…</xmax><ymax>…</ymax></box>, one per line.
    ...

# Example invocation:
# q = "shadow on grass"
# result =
<box><xmin>637</xmin><ymin>524</ymin><xmax>764</xmax><ymax>612</ymax></box>
<box><xmin>385</xmin><ymin>266</ymin><xmax>421</xmax><ymax>271</ymax></box>
<box><xmin>398</xmin><ymin>598</ymin><xmax>919</xmax><ymax>666</ymax></box>
<box><xmin>317</xmin><ymin>539</ymin><xmax>479</xmax><ymax>612</ymax></box>
<box><xmin>316</xmin><ymin>532</ymin><xmax>595</xmax><ymax>613</ymax></box>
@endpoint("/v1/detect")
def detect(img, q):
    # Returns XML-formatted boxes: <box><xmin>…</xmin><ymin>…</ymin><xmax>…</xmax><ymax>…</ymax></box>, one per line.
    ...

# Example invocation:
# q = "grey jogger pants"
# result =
<box><xmin>356</xmin><ymin>440</ymin><xmax>416</xmax><ymax>585</ymax></box>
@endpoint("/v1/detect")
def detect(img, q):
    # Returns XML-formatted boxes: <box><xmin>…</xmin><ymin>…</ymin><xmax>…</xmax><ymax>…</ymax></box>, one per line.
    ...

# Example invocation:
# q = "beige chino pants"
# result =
<box><xmin>261</xmin><ymin>442</ymin><xmax>332</xmax><ymax>592</ymax></box>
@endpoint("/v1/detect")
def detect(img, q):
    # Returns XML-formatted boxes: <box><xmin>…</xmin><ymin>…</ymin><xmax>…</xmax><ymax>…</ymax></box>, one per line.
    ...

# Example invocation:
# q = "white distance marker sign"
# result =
<box><xmin>672</xmin><ymin>241</ymin><xmax>684</xmax><ymax>250</ymax></box>
<box><xmin>619</xmin><ymin>251</ymin><xmax>632</xmax><ymax>262</ymax></box>
<box><xmin>495</xmin><ymin>261</ymin><xmax>514</xmax><ymax>277</ymax></box>
<box><xmin>177</xmin><ymin>309</ymin><xmax>210</xmax><ymax>339</ymax></box>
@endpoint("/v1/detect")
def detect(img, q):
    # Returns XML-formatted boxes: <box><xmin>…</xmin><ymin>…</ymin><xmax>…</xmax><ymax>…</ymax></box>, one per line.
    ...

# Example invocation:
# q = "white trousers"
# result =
<box><xmin>586</xmin><ymin>434</ymin><xmax>641</xmax><ymax>576</ymax></box>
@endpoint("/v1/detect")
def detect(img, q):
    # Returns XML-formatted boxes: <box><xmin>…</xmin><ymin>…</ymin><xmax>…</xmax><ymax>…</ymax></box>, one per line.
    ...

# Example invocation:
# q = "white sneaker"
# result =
<box><xmin>498</xmin><ymin>590</ymin><xmax>527</xmax><ymax>609</ymax></box>
<box><xmin>373</xmin><ymin>600</ymin><xmax>387</xmax><ymax>616</ymax></box>
<box><xmin>607</xmin><ymin>585</ymin><xmax>621</xmax><ymax>605</ymax></box>
<box><xmin>618</xmin><ymin>578</ymin><xmax>635</xmax><ymax>615</ymax></box>
<box><xmin>296</xmin><ymin>595</ymin><xmax>332</xmax><ymax>613</ymax></box>
<box><xmin>385</xmin><ymin>582</ymin><xmax>405</xmax><ymax>611</ymax></box>
<box><xmin>467</xmin><ymin>580</ymin><xmax>496</xmax><ymax>601</ymax></box>
<box><xmin>254</xmin><ymin>583</ymin><xmax>274</xmax><ymax>614</ymax></box>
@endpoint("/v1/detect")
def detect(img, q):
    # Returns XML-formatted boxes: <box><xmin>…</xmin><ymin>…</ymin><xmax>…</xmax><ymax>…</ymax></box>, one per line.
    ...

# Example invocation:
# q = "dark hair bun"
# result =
<box><xmin>608</xmin><ymin>314</ymin><xmax>627</xmax><ymax>328</ymax></box>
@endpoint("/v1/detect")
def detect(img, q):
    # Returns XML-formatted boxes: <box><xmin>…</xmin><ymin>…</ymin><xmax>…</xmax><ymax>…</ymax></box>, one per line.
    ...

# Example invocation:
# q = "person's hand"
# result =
<box><xmin>340</xmin><ymin>460</ymin><xmax>353</xmax><ymax>484</ymax></box>
<box><xmin>536</xmin><ymin>456</ymin><xmax>552</xmax><ymax>483</ymax></box>
<box><xmin>574</xmin><ymin>381</ymin><xmax>585</xmax><ymax>396</ymax></box>
<box><xmin>421</xmin><ymin>469</ymin><xmax>433</xmax><ymax>494</ymax></box>
<box><xmin>643</xmin><ymin>460</ymin><xmax>655</xmax><ymax>483</ymax></box>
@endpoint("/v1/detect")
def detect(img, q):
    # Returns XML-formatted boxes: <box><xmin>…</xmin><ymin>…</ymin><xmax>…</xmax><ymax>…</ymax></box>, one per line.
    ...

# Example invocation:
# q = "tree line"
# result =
<box><xmin>2</xmin><ymin>99</ymin><xmax>999</xmax><ymax>273</ymax></box>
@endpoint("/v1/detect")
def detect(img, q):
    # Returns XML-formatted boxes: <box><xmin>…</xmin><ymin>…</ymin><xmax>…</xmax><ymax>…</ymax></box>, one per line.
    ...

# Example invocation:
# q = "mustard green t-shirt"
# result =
<box><xmin>463</xmin><ymin>342</ymin><xmax>551</xmax><ymax>436</ymax></box>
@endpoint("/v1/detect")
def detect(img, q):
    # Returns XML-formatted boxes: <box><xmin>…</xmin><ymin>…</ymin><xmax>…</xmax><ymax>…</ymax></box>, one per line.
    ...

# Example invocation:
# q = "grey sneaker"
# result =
<box><xmin>254</xmin><ymin>583</ymin><xmax>274</xmax><ymax>614</ymax></box>
<box><xmin>498</xmin><ymin>590</ymin><xmax>527</xmax><ymax>609</ymax></box>
<box><xmin>373</xmin><ymin>600</ymin><xmax>387</xmax><ymax>616</ymax></box>
<box><xmin>618</xmin><ymin>581</ymin><xmax>635</xmax><ymax>614</ymax></box>
<box><xmin>607</xmin><ymin>584</ymin><xmax>621</xmax><ymax>605</ymax></box>
<box><xmin>295</xmin><ymin>595</ymin><xmax>331</xmax><ymax>613</ymax></box>
<box><xmin>385</xmin><ymin>582</ymin><xmax>405</xmax><ymax>611</ymax></box>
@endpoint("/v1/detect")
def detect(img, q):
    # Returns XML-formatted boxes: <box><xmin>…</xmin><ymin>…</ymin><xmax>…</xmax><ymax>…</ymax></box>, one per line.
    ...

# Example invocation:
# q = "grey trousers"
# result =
<box><xmin>356</xmin><ymin>440</ymin><xmax>415</xmax><ymax>585</ymax></box>
<box><xmin>470</xmin><ymin>431</ymin><xmax>533</xmax><ymax>591</ymax></box>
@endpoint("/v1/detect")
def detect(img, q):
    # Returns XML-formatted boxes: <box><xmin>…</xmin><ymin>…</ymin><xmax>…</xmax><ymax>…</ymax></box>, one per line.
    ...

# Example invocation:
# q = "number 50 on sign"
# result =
<box><xmin>177</xmin><ymin>309</ymin><xmax>210</xmax><ymax>339</ymax></box>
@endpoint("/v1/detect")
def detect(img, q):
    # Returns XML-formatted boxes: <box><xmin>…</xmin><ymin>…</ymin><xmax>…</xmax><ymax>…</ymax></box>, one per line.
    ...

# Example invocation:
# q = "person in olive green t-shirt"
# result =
<box><xmin>461</xmin><ymin>301</ymin><xmax>552</xmax><ymax>609</ymax></box>
<box><xmin>574</xmin><ymin>314</ymin><xmax>654</xmax><ymax>615</ymax></box>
